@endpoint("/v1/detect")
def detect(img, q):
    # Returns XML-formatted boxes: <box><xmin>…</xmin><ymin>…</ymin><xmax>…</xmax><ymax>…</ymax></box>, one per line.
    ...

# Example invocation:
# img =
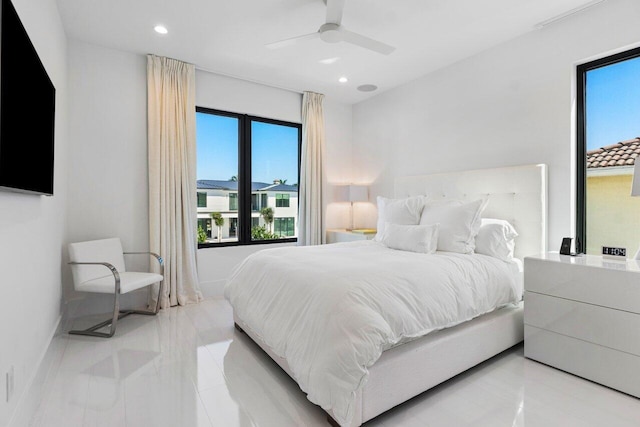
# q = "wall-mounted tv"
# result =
<box><xmin>0</xmin><ymin>0</ymin><xmax>56</xmax><ymax>196</ymax></box>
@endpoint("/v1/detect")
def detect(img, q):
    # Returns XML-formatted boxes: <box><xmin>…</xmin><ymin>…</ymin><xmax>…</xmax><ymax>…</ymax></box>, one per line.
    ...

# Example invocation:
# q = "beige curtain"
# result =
<box><xmin>147</xmin><ymin>55</ymin><xmax>203</xmax><ymax>308</ymax></box>
<box><xmin>298</xmin><ymin>91</ymin><xmax>326</xmax><ymax>246</ymax></box>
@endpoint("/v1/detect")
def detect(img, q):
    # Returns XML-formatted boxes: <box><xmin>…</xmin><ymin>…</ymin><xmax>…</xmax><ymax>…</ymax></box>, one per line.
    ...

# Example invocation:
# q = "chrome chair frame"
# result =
<box><xmin>68</xmin><ymin>252</ymin><xmax>164</xmax><ymax>338</ymax></box>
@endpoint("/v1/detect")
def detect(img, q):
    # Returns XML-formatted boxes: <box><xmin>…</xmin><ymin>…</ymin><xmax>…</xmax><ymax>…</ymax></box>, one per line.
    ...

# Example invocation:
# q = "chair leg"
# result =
<box><xmin>69</xmin><ymin>290</ymin><xmax>121</xmax><ymax>338</ymax></box>
<box><xmin>125</xmin><ymin>279</ymin><xmax>164</xmax><ymax>316</ymax></box>
<box><xmin>154</xmin><ymin>279</ymin><xmax>163</xmax><ymax>313</ymax></box>
<box><xmin>69</xmin><ymin>281</ymin><xmax>163</xmax><ymax>338</ymax></box>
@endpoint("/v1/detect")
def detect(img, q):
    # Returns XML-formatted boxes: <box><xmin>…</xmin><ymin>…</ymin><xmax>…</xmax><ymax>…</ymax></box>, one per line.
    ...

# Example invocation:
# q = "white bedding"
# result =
<box><xmin>224</xmin><ymin>240</ymin><xmax>522</xmax><ymax>426</ymax></box>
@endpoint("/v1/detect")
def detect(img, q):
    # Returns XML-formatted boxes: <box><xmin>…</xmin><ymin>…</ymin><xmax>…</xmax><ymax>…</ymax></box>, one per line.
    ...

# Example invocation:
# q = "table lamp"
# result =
<box><xmin>345</xmin><ymin>185</ymin><xmax>368</xmax><ymax>231</ymax></box>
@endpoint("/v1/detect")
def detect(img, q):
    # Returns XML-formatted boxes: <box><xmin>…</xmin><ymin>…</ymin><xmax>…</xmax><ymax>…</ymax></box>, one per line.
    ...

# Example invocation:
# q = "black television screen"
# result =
<box><xmin>0</xmin><ymin>0</ymin><xmax>56</xmax><ymax>196</ymax></box>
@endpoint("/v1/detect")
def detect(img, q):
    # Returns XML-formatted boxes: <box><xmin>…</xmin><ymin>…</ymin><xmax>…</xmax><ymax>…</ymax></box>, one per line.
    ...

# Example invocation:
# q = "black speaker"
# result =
<box><xmin>560</xmin><ymin>237</ymin><xmax>573</xmax><ymax>255</ymax></box>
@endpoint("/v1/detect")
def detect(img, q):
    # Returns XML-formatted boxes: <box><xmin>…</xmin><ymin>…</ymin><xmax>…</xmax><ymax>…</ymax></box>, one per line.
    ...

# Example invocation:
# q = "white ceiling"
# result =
<box><xmin>57</xmin><ymin>0</ymin><xmax>603</xmax><ymax>104</ymax></box>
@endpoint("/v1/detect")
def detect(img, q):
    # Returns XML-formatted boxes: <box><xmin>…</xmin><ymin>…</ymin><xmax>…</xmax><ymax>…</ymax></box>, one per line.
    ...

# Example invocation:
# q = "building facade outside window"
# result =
<box><xmin>196</xmin><ymin>107</ymin><xmax>301</xmax><ymax>246</ymax></box>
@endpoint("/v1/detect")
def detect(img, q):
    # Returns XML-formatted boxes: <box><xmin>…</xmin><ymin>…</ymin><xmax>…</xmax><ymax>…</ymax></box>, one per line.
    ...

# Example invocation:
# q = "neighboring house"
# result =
<box><xmin>586</xmin><ymin>137</ymin><xmax>640</xmax><ymax>255</ymax></box>
<box><xmin>197</xmin><ymin>179</ymin><xmax>298</xmax><ymax>242</ymax></box>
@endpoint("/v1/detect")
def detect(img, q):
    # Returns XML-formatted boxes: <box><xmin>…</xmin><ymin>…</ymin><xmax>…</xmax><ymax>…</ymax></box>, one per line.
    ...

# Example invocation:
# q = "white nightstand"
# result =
<box><xmin>326</xmin><ymin>229</ymin><xmax>376</xmax><ymax>244</ymax></box>
<box><xmin>524</xmin><ymin>252</ymin><xmax>640</xmax><ymax>398</ymax></box>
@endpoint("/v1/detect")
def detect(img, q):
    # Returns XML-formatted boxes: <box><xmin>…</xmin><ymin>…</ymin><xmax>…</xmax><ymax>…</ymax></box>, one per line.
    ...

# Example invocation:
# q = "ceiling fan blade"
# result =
<box><xmin>265</xmin><ymin>32</ymin><xmax>320</xmax><ymax>50</ymax></box>
<box><xmin>325</xmin><ymin>0</ymin><xmax>345</xmax><ymax>25</ymax></box>
<box><xmin>340</xmin><ymin>29</ymin><xmax>395</xmax><ymax>55</ymax></box>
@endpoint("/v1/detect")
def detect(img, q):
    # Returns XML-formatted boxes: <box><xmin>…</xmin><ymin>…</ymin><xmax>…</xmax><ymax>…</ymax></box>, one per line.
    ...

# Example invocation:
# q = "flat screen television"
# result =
<box><xmin>0</xmin><ymin>0</ymin><xmax>56</xmax><ymax>196</ymax></box>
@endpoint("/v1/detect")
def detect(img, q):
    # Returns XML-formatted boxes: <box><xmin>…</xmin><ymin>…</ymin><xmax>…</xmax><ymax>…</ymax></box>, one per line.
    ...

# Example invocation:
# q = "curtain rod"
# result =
<box><xmin>194</xmin><ymin>65</ymin><xmax>304</xmax><ymax>95</ymax></box>
<box><xmin>147</xmin><ymin>53</ymin><xmax>307</xmax><ymax>96</ymax></box>
<box><xmin>534</xmin><ymin>0</ymin><xmax>606</xmax><ymax>29</ymax></box>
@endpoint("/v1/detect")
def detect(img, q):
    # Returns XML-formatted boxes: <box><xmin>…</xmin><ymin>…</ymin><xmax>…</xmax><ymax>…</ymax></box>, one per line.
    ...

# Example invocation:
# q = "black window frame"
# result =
<box><xmin>196</xmin><ymin>107</ymin><xmax>302</xmax><ymax>248</ymax></box>
<box><xmin>576</xmin><ymin>46</ymin><xmax>640</xmax><ymax>253</ymax></box>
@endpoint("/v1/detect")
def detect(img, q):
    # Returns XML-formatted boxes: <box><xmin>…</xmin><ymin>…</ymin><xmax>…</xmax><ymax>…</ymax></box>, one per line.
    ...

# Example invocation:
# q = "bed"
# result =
<box><xmin>226</xmin><ymin>163</ymin><xmax>547</xmax><ymax>426</ymax></box>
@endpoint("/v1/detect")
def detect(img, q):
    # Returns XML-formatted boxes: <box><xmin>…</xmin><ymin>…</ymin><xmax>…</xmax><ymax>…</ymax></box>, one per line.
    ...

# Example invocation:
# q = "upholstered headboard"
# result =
<box><xmin>394</xmin><ymin>164</ymin><xmax>547</xmax><ymax>260</ymax></box>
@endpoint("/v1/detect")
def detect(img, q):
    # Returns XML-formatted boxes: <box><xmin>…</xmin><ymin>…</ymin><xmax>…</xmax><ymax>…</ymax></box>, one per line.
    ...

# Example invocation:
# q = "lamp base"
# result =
<box><xmin>350</xmin><ymin>201</ymin><xmax>355</xmax><ymax>232</ymax></box>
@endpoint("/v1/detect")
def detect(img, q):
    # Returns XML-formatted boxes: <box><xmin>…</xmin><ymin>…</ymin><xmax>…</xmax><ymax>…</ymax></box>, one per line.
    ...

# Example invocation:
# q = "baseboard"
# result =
<box><xmin>9</xmin><ymin>313</ymin><xmax>65</xmax><ymax>427</ymax></box>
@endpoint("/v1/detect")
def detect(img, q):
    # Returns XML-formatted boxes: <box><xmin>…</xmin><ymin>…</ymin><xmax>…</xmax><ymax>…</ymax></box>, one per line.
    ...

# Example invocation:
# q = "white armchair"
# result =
<box><xmin>68</xmin><ymin>237</ymin><xmax>164</xmax><ymax>338</ymax></box>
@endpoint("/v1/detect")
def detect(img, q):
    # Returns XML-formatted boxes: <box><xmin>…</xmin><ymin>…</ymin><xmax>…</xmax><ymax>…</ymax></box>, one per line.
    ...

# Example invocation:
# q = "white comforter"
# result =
<box><xmin>224</xmin><ymin>240</ymin><xmax>522</xmax><ymax>426</ymax></box>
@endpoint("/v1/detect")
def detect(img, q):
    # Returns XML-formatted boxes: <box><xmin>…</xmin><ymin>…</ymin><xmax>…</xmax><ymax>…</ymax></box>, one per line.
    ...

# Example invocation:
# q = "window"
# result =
<box><xmin>251</xmin><ymin>194</ymin><xmax>259</xmax><ymax>212</ymax></box>
<box><xmin>276</xmin><ymin>193</ymin><xmax>290</xmax><ymax>207</ymax></box>
<box><xmin>274</xmin><ymin>217</ymin><xmax>295</xmax><ymax>237</ymax></box>
<box><xmin>577</xmin><ymin>47</ymin><xmax>640</xmax><ymax>255</ymax></box>
<box><xmin>196</xmin><ymin>107</ymin><xmax>301</xmax><ymax>247</ymax></box>
<box><xmin>229</xmin><ymin>193</ymin><xmax>238</xmax><ymax>211</ymax></box>
<box><xmin>197</xmin><ymin>192</ymin><xmax>207</xmax><ymax>208</ymax></box>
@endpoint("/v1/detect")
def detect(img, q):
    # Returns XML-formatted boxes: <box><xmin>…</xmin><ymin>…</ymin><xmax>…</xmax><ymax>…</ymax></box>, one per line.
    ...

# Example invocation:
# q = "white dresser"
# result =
<box><xmin>524</xmin><ymin>252</ymin><xmax>640</xmax><ymax>398</ymax></box>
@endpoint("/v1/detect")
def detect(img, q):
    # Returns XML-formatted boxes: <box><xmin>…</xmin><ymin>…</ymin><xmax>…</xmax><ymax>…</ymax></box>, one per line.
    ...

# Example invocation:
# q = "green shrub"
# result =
<box><xmin>251</xmin><ymin>225</ymin><xmax>279</xmax><ymax>240</ymax></box>
<box><xmin>197</xmin><ymin>225</ymin><xmax>208</xmax><ymax>243</ymax></box>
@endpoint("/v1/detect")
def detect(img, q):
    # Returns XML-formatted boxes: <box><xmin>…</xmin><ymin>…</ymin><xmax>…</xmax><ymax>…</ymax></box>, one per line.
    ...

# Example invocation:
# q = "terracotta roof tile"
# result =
<box><xmin>586</xmin><ymin>137</ymin><xmax>640</xmax><ymax>168</ymax></box>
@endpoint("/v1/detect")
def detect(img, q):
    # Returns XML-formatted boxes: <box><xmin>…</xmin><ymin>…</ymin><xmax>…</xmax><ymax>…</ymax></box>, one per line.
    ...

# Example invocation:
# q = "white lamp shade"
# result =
<box><xmin>347</xmin><ymin>185</ymin><xmax>368</xmax><ymax>202</ymax></box>
<box><xmin>632</xmin><ymin>158</ymin><xmax>640</xmax><ymax>197</ymax></box>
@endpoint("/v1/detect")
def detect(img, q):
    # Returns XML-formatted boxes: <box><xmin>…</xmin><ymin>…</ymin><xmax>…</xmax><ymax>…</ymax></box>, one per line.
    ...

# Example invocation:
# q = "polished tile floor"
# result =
<box><xmin>29</xmin><ymin>298</ymin><xmax>640</xmax><ymax>427</ymax></box>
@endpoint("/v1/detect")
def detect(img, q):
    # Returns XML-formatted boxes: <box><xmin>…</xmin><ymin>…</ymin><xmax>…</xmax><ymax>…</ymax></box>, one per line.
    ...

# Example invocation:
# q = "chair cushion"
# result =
<box><xmin>76</xmin><ymin>272</ymin><xmax>163</xmax><ymax>294</ymax></box>
<box><xmin>69</xmin><ymin>238</ymin><xmax>127</xmax><ymax>287</ymax></box>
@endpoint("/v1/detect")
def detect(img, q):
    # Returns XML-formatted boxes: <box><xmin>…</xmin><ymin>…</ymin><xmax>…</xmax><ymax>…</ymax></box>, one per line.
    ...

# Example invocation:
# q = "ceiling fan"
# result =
<box><xmin>266</xmin><ymin>0</ymin><xmax>395</xmax><ymax>55</ymax></box>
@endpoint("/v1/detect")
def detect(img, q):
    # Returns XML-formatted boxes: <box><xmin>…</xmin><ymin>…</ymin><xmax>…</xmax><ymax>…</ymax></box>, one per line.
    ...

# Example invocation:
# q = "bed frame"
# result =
<box><xmin>234</xmin><ymin>163</ymin><xmax>548</xmax><ymax>426</ymax></box>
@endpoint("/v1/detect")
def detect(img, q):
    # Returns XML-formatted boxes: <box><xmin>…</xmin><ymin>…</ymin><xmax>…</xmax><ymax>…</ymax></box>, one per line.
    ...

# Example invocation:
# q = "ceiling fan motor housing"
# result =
<box><xmin>319</xmin><ymin>23</ymin><xmax>342</xmax><ymax>43</ymax></box>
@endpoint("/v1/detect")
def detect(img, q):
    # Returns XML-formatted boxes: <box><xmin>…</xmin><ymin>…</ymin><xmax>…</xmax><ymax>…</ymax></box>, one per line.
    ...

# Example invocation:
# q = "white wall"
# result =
<box><xmin>195</xmin><ymin>72</ymin><xmax>354</xmax><ymax>295</ymax></box>
<box><xmin>0</xmin><ymin>0</ymin><xmax>68</xmax><ymax>425</ymax></box>
<box><xmin>324</xmin><ymin>99</ymin><xmax>356</xmax><ymax>229</ymax></box>
<box><xmin>65</xmin><ymin>40</ymin><xmax>149</xmax><ymax>315</ymax></box>
<box><xmin>352</xmin><ymin>0</ymin><xmax>640</xmax><ymax>249</ymax></box>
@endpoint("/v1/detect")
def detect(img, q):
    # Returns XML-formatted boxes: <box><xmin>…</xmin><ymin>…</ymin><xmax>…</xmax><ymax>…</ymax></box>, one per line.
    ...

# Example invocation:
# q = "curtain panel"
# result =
<box><xmin>298</xmin><ymin>91</ymin><xmax>326</xmax><ymax>246</ymax></box>
<box><xmin>147</xmin><ymin>54</ymin><xmax>203</xmax><ymax>308</ymax></box>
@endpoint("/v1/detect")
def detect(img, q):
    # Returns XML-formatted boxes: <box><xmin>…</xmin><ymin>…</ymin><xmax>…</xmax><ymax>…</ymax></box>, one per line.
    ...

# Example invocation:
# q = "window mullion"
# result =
<box><xmin>576</xmin><ymin>64</ymin><xmax>587</xmax><ymax>253</ymax></box>
<box><xmin>239</xmin><ymin>115</ymin><xmax>253</xmax><ymax>243</ymax></box>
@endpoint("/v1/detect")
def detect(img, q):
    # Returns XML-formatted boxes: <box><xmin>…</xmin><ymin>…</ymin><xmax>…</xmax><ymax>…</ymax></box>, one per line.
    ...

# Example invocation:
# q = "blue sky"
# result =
<box><xmin>196</xmin><ymin>113</ymin><xmax>299</xmax><ymax>184</ymax></box>
<box><xmin>586</xmin><ymin>56</ymin><xmax>640</xmax><ymax>151</ymax></box>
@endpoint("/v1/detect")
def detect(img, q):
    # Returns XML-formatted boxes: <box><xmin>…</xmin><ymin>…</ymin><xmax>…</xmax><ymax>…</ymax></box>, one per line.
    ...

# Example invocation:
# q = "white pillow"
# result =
<box><xmin>475</xmin><ymin>218</ymin><xmax>518</xmax><ymax>262</ymax></box>
<box><xmin>380</xmin><ymin>223</ymin><xmax>439</xmax><ymax>254</ymax></box>
<box><xmin>419</xmin><ymin>198</ymin><xmax>486</xmax><ymax>254</ymax></box>
<box><xmin>374</xmin><ymin>196</ymin><xmax>426</xmax><ymax>242</ymax></box>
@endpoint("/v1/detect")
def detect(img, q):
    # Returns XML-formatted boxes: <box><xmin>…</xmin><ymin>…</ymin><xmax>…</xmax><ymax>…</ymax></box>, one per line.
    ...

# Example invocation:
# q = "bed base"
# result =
<box><xmin>233</xmin><ymin>301</ymin><xmax>523</xmax><ymax>426</ymax></box>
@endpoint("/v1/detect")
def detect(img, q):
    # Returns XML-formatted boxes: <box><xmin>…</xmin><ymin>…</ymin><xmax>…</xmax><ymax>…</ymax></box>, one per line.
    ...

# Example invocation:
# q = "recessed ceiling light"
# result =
<box><xmin>357</xmin><ymin>84</ymin><xmax>377</xmax><ymax>92</ymax></box>
<box><xmin>154</xmin><ymin>25</ymin><xmax>168</xmax><ymax>35</ymax></box>
<box><xmin>319</xmin><ymin>57</ymin><xmax>340</xmax><ymax>65</ymax></box>
<box><xmin>338</xmin><ymin>76</ymin><xmax>348</xmax><ymax>83</ymax></box>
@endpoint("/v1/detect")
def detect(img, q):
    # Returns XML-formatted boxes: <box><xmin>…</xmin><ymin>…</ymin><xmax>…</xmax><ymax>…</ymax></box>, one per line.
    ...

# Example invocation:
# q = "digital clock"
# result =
<box><xmin>602</xmin><ymin>246</ymin><xmax>626</xmax><ymax>259</ymax></box>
